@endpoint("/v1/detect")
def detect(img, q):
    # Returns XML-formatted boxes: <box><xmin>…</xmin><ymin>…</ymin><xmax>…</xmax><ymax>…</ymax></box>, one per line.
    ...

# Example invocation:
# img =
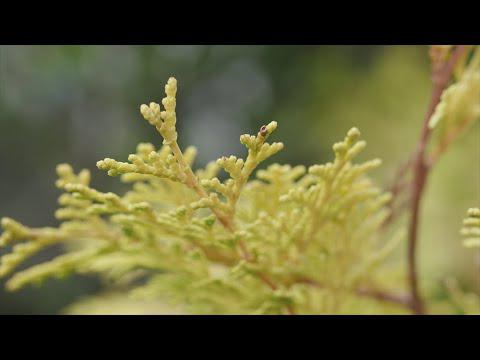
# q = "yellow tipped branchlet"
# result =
<box><xmin>56</xmin><ymin>163</ymin><xmax>90</xmax><ymax>188</ymax></box>
<box><xmin>0</xmin><ymin>77</ymin><xmax>407</xmax><ymax>315</ymax></box>
<box><xmin>140</xmin><ymin>77</ymin><xmax>178</xmax><ymax>145</ymax></box>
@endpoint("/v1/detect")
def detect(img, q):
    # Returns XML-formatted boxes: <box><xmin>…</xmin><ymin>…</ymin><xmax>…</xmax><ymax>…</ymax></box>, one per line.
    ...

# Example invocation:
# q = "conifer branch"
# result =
<box><xmin>3</xmin><ymin>60</ymin><xmax>475</xmax><ymax>314</ymax></box>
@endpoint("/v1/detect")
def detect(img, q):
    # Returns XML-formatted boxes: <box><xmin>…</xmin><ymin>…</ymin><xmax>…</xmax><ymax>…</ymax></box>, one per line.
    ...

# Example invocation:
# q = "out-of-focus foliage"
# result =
<box><xmin>429</xmin><ymin>46</ymin><xmax>480</xmax><ymax>159</ymax></box>
<box><xmin>437</xmin><ymin>207</ymin><xmax>480</xmax><ymax>315</ymax></box>
<box><xmin>0</xmin><ymin>78</ymin><xmax>407</xmax><ymax>314</ymax></box>
<box><xmin>437</xmin><ymin>210</ymin><xmax>480</xmax><ymax>315</ymax></box>
<box><xmin>443</xmin><ymin>277</ymin><xmax>480</xmax><ymax>314</ymax></box>
<box><xmin>462</xmin><ymin>208</ymin><xmax>480</xmax><ymax>248</ymax></box>
<box><xmin>63</xmin><ymin>292</ymin><xmax>185</xmax><ymax>315</ymax></box>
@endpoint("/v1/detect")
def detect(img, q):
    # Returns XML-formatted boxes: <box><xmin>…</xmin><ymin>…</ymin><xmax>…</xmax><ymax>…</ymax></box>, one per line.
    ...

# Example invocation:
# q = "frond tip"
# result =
<box><xmin>140</xmin><ymin>77</ymin><xmax>178</xmax><ymax>145</ymax></box>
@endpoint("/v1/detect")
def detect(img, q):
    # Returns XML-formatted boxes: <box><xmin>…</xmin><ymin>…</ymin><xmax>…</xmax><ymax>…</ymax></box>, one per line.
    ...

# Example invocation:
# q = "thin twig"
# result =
<box><xmin>292</xmin><ymin>276</ymin><xmax>411</xmax><ymax>309</ymax></box>
<box><xmin>406</xmin><ymin>45</ymin><xmax>468</xmax><ymax>315</ymax></box>
<box><xmin>384</xmin><ymin>153</ymin><xmax>415</xmax><ymax>223</ymax></box>
<box><xmin>170</xmin><ymin>141</ymin><xmax>236</xmax><ymax>232</ymax></box>
<box><xmin>257</xmin><ymin>272</ymin><xmax>296</xmax><ymax>314</ymax></box>
<box><xmin>383</xmin><ymin>177</ymin><xmax>412</xmax><ymax>228</ymax></box>
<box><xmin>389</xmin><ymin>154</ymin><xmax>415</xmax><ymax>196</ymax></box>
<box><xmin>427</xmin><ymin>118</ymin><xmax>472</xmax><ymax>166</ymax></box>
<box><xmin>356</xmin><ymin>287</ymin><xmax>413</xmax><ymax>309</ymax></box>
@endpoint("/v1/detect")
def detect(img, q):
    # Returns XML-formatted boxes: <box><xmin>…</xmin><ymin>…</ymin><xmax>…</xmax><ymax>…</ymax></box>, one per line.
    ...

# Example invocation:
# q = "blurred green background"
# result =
<box><xmin>0</xmin><ymin>45</ymin><xmax>478</xmax><ymax>314</ymax></box>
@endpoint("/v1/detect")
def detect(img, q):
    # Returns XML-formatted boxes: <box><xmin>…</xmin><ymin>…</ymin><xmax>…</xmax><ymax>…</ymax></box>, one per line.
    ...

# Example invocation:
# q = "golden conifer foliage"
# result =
<box><xmin>0</xmin><ymin>77</ymin><xmax>403</xmax><ymax>314</ymax></box>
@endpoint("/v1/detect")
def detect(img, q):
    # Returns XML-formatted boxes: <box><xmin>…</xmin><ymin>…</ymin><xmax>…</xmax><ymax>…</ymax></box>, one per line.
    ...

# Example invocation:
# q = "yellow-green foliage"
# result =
<box><xmin>0</xmin><ymin>77</ymin><xmax>405</xmax><ymax>314</ymax></box>
<box><xmin>440</xmin><ymin>208</ymin><xmax>480</xmax><ymax>315</ymax></box>
<box><xmin>442</xmin><ymin>277</ymin><xmax>480</xmax><ymax>315</ymax></box>
<box><xmin>429</xmin><ymin>46</ymin><xmax>480</xmax><ymax>152</ymax></box>
<box><xmin>461</xmin><ymin>208</ymin><xmax>480</xmax><ymax>248</ymax></box>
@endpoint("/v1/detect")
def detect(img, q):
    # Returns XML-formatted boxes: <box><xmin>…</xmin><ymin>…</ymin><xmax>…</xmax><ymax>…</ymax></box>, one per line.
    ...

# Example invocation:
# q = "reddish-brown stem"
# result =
<box><xmin>427</xmin><ymin>118</ymin><xmax>472</xmax><ymax>166</ymax></box>
<box><xmin>286</xmin><ymin>305</ymin><xmax>296</xmax><ymax>315</ymax></box>
<box><xmin>384</xmin><ymin>151</ymin><xmax>416</xmax><ymax>222</ymax></box>
<box><xmin>257</xmin><ymin>272</ymin><xmax>278</xmax><ymax>290</ymax></box>
<box><xmin>383</xmin><ymin>179</ymin><xmax>412</xmax><ymax>228</ymax></box>
<box><xmin>292</xmin><ymin>276</ymin><xmax>411</xmax><ymax>309</ymax></box>
<box><xmin>356</xmin><ymin>287</ymin><xmax>413</xmax><ymax>309</ymax></box>
<box><xmin>388</xmin><ymin>154</ymin><xmax>415</xmax><ymax>197</ymax></box>
<box><xmin>256</xmin><ymin>272</ymin><xmax>296</xmax><ymax>314</ymax></box>
<box><xmin>407</xmin><ymin>45</ymin><xmax>468</xmax><ymax>315</ymax></box>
